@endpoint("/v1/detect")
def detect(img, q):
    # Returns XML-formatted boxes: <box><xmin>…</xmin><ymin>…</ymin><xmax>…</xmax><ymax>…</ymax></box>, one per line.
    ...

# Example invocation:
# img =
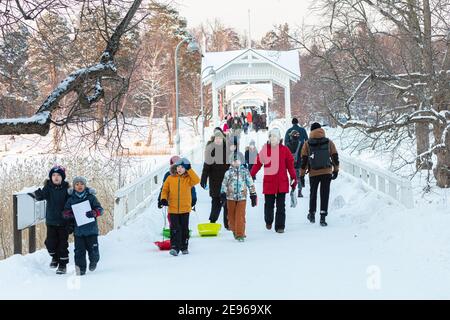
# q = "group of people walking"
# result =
<box><xmin>222</xmin><ymin>110</ymin><xmax>267</xmax><ymax>135</ymax></box>
<box><xmin>157</xmin><ymin>117</ymin><xmax>340</xmax><ymax>256</ymax></box>
<box><xmin>33</xmin><ymin>116</ymin><xmax>340</xmax><ymax>270</ymax></box>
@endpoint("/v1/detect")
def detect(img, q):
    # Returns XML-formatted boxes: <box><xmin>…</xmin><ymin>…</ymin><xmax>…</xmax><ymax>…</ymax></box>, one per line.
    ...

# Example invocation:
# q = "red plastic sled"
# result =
<box><xmin>154</xmin><ymin>240</ymin><xmax>171</xmax><ymax>251</ymax></box>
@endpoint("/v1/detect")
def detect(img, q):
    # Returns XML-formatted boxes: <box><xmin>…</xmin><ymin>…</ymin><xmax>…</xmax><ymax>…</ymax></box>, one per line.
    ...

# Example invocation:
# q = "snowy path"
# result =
<box><xmin>1</xmin><ymin>161</ymin><xmax>450</xmax><ymax>299</ymax></box>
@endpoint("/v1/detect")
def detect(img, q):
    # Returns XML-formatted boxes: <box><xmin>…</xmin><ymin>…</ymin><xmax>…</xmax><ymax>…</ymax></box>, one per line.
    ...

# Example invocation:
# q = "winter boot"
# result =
<box><xmin>276</xmin><ymin>229</ymin><xmax>285</xmax><ymax>234</ymax></box>
<box><xmin>75</xmin><ymin>266</ymin><xmax>86</xmax><ymax>276</ymax></box>
<box><xmin>89</xmin><ymin>262</ymin><xmax>97</xmax><ymax>272</ymax></box>
<box><xmin>298</xmin><ymin>189</ymin><xmax>304</xmax><ymax>198</ymax></box>
<box><xmin>266</xmin><ymin>224</ymin><xmax>272</xmax><ymax>230</ymax></box>
<box><xmin>56</xmin><ymin>264</ymin><xmax>66</xmax><ymax>275</ymax></box>
<box><xmin>169</xmin><ymin>249</ymin><xmax>179</xmax><ymax>256</ymax></box>
<box><xmin>307</xmin><ymin>212</ymin><xmax>315</xmax><ymax>223</ymax></box>
<box><xmin>320</xmin><ymin>213</ymin><xmax>328</xmax><ymax>227</ymax></box>
<box><xmin>50</xmin><ymin>257</ymin><xmax>58</xmax><ymax>268</ymax></box>
<box><xmin>181</xmin><ymin>249</ymin><xmax>189</xmax><ymax>255</ymax></box>
<box><xmin>236</xmin><ymin>236</ymin><xmax>245</xmax><ymax>242</ymax></box>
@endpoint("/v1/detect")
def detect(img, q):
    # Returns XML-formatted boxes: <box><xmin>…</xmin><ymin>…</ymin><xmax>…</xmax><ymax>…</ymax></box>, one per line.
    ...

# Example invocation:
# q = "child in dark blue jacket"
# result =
<box><xmin>63</xmin><ymin>176</ymin><xmax>103</xmax><ymax>276</ymax></box>
<box><xmin>29</xmin><ymin>165</ymin><xmax>70</xmax><ymax>275</ymax></box>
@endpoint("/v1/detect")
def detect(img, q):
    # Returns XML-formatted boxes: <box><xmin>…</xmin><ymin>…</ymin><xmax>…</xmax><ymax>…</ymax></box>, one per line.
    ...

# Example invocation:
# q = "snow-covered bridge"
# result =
<box><xmin>3</xmin><ymin>129</ymin><xmax>448</xmax><ymax>300</ymax></box>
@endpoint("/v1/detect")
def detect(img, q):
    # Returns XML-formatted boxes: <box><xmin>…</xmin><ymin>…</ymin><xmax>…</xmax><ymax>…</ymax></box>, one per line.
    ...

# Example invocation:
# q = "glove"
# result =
<box><xmin>290</xmin><ymin>179</ymin><xmax>297</xmax><ymax>191</ymax></box>
<box><xmin>250</xmin><ymin>193</ymin><xmax>257</xmax><ymax>207</ymax></box>
<box><xmin>86</xmin><ymin>210</ymin><xmax>97</xmax><ymax>218</ymax></box>
<box><xmin>220</xmin><ymin>192</ymin><xmax>227</xmax><ymax>204</ymax></box>
<box><xmin>192</xmin><ymin>206</ymin><xmax>196</xmax><ymax>212</ymax></box>
<box><xmin>28</xmin><ymin>192</ymin><xmax>36</xmax><ymax>199</ymax></box>
<box><xmin>332</xmin><ymin>171</ymin><xmax>338</xmax><ymax>180</ymax></box>
<box><xmin>192</xmin><ymin>198</ymin><xmax>197</xmax><ymax>207</ymax></box>
<box><xmin>160</xmin><ymin>199</ymin><xmax>169</xmax><ymax>207</ymax></box>
<box><xmin>300</xmin><ymin>176</ymin><xmax>305</xmax><ymax>188</ymax></box>
<box><xmin>62</xmin><ymin>209</ymin><xmax>74</xmax><ymax>220</ymax></box>
<box><xmin>200</xmin><ymin>180</ymin><xmax>207</xmax><ymax>190</ymax></box>
<box><xmin>157</xmin><ymin>199</ymin><xmax>163</xmax><ymax>209</ymax></box>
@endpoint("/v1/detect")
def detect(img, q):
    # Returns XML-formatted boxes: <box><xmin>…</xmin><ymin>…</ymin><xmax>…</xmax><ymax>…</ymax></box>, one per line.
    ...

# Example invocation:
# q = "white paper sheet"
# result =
<box><xmin>71</xmin><ymin>200</ymin><xmax>95</xmax><ymax>227</ymax></box>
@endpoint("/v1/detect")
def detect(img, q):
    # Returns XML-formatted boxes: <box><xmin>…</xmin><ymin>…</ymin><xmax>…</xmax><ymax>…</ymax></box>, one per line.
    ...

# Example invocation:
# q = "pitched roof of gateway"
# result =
<box><xmin>201</xmin><ymin>48</ymin><xmax>301</xmax><ymax>80</ymax></box>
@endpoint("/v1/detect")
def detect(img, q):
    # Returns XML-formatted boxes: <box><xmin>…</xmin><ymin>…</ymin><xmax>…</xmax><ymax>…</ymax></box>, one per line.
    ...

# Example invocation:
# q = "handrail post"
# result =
<box><xmin>13</xmin><ymin>195</ymin><xmax>22</xmax><ymax>255</ymax></box>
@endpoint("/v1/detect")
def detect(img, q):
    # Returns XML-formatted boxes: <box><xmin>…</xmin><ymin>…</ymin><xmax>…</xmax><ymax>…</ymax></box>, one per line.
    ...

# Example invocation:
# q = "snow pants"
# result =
<box><xmin>45</xmin><ymin>225</ymin><xmax>69</xmax><ymax>266</ymax></box>
<box><xmin>74</xmin><ymin>235</ymin><xmax>99</xmax><ymax>272</ymax></box>
<box><xmin>264</xmin><ymin>193</ymin><xmax>286</xmax><ymax>231</ymax></box>
<box><xmin>309</xmin><ymin>174</ymin><xmax>332</xmax><ymax>214</ymax></box>
<box><xmin>227</xmin><ymin>200</ymin><xmax>247</xmax><ymax>238</ymax></box>
<box><xmin>169</xmin><ymin>213</ymin><xmax>190</xmax><ymax>252</ymax></box>
<box><xmin>209</xmin><ymin>197</ymin><xmax>229</xmax><ymax>229</ymax></box>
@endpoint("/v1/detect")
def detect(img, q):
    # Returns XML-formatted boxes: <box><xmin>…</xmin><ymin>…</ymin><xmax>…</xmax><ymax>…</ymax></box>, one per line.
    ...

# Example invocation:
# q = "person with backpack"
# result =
<box><xmin>284</xmin><ymin>118</ymin><xmax>308</xmax><ymax>147</ymax></box>
<box><xmin>286</xmin><ymin>130</ymin><xmax>305</xmax><ymax>197</ymax></box>
<box><xmin>299</xmin><ymin>123</ymin><xmax>339</xmax><ymax>227</ymax></box>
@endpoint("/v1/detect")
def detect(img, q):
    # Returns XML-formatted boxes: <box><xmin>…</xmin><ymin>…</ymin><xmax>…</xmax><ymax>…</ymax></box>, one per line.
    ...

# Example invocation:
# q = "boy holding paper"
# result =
<box><xmin>63</xmin><ymin>176</ymin><xmax>103</xmax><ymax>276</ymax></box>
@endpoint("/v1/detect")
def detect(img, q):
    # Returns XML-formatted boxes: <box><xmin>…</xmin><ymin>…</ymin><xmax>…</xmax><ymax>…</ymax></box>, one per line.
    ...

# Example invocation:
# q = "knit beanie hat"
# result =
<box><xmin>49</xmin><ymin>165</ymin><xmax>66</xmax><ymax>181</ymax></box>
<box><xmin>310</xmin><ymin>122</ymin><xmax>322</xmax><ymax>131</ymax></box>
<box><xmin>268</xmin><ymin>128</ymin><xmax>282</xmax><ymax>140</ymax></box>
<box><xmin>170</xmin><ymin>155</ymin><xmax>181</xmax><ymax>165</ymax></box>
<box><xmin>229</xmin><ymin>151</ymin><xmax>245</xmax><ymax>164</ymax></box>
<box><xmin>73</xmin><ymin>176</ymin><xmax>87</xmax><ymax>186</ymax></box>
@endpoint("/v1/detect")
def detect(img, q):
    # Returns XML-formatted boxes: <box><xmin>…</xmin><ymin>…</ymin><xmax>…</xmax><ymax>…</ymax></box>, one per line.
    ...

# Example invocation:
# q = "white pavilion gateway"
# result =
<box><xmin>201</xmin><ymin>48</ymin><xmax>301</xmax><ymax>130</ymax></box>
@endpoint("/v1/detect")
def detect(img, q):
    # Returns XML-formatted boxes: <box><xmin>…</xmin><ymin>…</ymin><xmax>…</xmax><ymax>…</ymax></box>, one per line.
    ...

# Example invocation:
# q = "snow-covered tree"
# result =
<box><xmin>287</xmin><ymin>0</ymin><xmax>450</xmax><ymax>188</ymax></box>
<box><xmin>0</xmin><ymin>26</ymin><xmax>38</xmax><ymax>118</ymax></box>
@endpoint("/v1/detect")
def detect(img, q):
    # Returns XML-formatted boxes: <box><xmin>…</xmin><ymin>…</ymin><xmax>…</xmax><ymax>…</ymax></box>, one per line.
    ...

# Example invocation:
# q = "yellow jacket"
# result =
<box><xmin>161</xmin><ymin>168</ymin><xmax>200</xmax><ymax>214</ymax></box>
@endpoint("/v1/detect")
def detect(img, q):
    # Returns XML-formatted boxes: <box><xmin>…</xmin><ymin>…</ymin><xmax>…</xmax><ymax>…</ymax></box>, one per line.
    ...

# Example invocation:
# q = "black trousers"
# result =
<box><xmin>74</xmin><ymin>235</ymin><xmax>99</xmax><ymax>272</ymax></box>
<box><xmin>45</xmin><ymin>225</ymin><xmax>69</xmax><ymax>266</ymax></box>
<box><xmin>209</xmin><ymin>197</ymin><xmax>229</xmax><ymax>229</ymax></box>
<box><xmin>264</xmin><ymin>193</ymin><xmax>286</xmax><ymax>231</ymax></box>
<box><xmin>309</xmin><ymin>174</ymin><xmax>332</xmax><ymax>214</ymax></box>
<box><xmin>169</xmin><ymin>213</ymin><xmax>190</xmax><ymax>252</ymax></box>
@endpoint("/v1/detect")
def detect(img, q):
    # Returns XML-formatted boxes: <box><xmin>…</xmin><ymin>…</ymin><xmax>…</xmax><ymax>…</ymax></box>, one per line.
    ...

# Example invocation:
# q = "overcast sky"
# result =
<box><xmin>176</xmin><ymin>0</ymin><xmax>320</xmax><ymax>39</ymax></box>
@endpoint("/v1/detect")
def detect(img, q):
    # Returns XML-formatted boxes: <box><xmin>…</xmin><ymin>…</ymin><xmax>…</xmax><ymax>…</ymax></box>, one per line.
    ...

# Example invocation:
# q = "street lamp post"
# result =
<box><xmin>200</xmin><ymin>66</ymin><xmax>215</xmax><ymax>146</ymax></box>
<box><xmin>175</xmin><ymin>35</ymin><xmax>200</xmax><ymax>155</ymax></box>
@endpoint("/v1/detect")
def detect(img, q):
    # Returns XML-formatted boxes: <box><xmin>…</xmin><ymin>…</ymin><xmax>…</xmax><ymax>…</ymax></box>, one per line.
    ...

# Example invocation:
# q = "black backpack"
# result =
<box><xmin>308</xmin><ymin>138</ymin><xmax>331</xmax><ymax>170</ymax></box>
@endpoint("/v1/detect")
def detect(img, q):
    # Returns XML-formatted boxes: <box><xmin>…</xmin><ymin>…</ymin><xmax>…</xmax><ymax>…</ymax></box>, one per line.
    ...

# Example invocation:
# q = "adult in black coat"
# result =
<box><xmin>201</xmin><ymin>128</ymin><xmax>230</xmax><ymax>229</ymax></box>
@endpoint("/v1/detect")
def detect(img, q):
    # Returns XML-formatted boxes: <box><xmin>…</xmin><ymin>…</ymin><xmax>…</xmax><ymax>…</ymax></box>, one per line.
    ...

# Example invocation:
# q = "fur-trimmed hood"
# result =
<box><xmin>43</xmin><ymin>179</ymin><xmax>70</xmax><ymax>189</ymax></box>
<box><xmin>309</xmin><ymin>128</ymin><xmax>326</xmax><ymax>139</ymax></box>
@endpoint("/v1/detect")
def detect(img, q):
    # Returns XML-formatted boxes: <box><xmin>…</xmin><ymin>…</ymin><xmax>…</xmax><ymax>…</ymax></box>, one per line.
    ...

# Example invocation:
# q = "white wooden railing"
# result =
<box><xmin>113</xmin><ymin>143</ymin><xmax>205</xmax><ymax>229</ymax></box>
<box><xmin>339</xmin><ymin>154</ymin><xmax>414</xmax><ymax>209</ymax></box>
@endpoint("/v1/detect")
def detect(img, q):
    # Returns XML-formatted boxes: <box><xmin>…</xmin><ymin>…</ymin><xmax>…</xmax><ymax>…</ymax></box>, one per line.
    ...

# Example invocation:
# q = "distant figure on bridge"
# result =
<box><xmin>160</xmin><ymin>157</ymin><xmax>200</xmax><ymax>256</ymax></box>
<box><xmin>222</xmin><ymin>120</ymin><xmax>229</xmax><ymax>133</ymax></box>
<box><xmin>231</xmin><ymin>116</ymin><xmax>243</xmax><ymax>136</ymax></box>
<box><xmin>245</xmin><ymin>140</ymin><xmax>258</xmax><ymax>180</ymax></box>
<box><xmin>201</xmin><ymin>128</ymin><xmax>230</xmax><ymax>229</ymax></box>
<box><xmin>286</xmin><ymin>129</ymin><xmax>307</xmax><ymax>198</ymax></box>
<box><xmin>300</xmin><ymin>123</ymin><xmax>340</xmax><ymax>227</ymax></box>
<box><xmin>284</xmin><ymin>118</ymin><xmax>308</xmax><ymax>147</ymax></box>
<box><xmin>246</xmin><ymin>111</ymin><xmax>253</xmax><ymax>130</ymax></box>
<box><xmin>250</xmin><ymin>128</ymin><xmax>297</xmax><ymax>233</ymax></box>
<box><xmin>220</xmin><ymin>152</ymin><xmax>257</xmax><ymax>242</ymax></box>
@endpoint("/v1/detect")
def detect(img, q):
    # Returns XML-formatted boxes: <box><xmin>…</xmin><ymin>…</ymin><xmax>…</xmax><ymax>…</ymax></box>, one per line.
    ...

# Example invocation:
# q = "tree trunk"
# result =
<box><xmin>416</xmin><ymin>123</ymin><xmax>433</xmax><ymax>170</ymax></box>
<box><xmin>146</xmin><ymin>100</ymin><xmax>155</xmax><ymax>147</ymax></box>
<box><xmin>164</xmin><ymin>114</ymin><xmax>173</xmax><ymax>146</ymax></box>
<box><xmin>434</xmin><ymin>124</ymin><xmax>450</xmax><ymax>188</ymax></box>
